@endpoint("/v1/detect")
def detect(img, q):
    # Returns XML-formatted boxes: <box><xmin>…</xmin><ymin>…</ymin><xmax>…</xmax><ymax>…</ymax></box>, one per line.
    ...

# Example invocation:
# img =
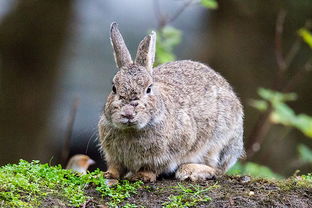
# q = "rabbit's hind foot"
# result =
<box><xmin>175</xmin><ymin>163</ymin><xmax>218</xmax><ymax>182</ymax></box>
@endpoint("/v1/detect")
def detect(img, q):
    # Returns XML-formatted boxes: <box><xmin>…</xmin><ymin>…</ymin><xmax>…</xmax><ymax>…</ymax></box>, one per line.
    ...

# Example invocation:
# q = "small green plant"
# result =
<box><xmin>297</xmin><ymin>144</ymin><xmax>312</xmax><ymax>163</ymax></box>
<box><xmin>227</xmin><ymin>161</ymin><xmax>283</xmax><ymax>179</ymax></box>
<box><xmin>299</xmin><ymin>173</ymin><xmax>312</xmax><ymax>182</ymax></box>
<box><xmin>277</xmin><ymin>173</ymin><xmax>312</xmax><ymax>190</ymax></box>
<box><xmin>98</xmin><ymin>180</ymin><xmax>143</xmax><ymax>207</ymax></box>
<box><xmin>162</xmin><ymin>183</ymin><xmax>219</xmax><ymax>208</ymax></box>
<box><xmin>123</xmin><ymin>202</ymin><xmax>139</xmax><ymax>208</ymax></box>
<box><xmin>155</xmin><ymin>26</ymin><xmax>182</xmax><ymax>66</ymax></box>
<box><xmin>0</xmin><ymin>160</ymin><xmax>143</xmax><ymax>208</ymax></box>
<box><xmin>250</xmin><ymin>88</ymin><xmax>312</xmax><ymax>138</ymax></box>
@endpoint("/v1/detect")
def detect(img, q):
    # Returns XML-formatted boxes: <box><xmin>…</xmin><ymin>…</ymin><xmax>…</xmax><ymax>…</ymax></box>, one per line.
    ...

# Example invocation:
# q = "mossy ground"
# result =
<box><xmin>0</xmin><ymin>160</ymin><xmax>311</xmax><ymax>208</ymax></box>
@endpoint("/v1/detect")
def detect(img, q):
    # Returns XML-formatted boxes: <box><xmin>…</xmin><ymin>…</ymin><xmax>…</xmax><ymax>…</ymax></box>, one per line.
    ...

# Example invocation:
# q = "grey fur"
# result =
<box><xmin>98</xmin><ymin>23</ymin><xmax>244</xmax><ymax>181</ymax></box>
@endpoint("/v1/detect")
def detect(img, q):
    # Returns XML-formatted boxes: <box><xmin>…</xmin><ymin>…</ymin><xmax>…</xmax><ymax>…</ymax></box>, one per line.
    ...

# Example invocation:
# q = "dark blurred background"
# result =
<box><xmin>0</xmin><ymin>0</ymin><xmax>311</xmax><ymax>176</ymax></box>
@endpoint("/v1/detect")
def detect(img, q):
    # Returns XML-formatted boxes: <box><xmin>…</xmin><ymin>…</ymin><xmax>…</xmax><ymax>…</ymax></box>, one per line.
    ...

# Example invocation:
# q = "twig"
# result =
<box><xmin>82</xmin><ymin>198</ymin><xmax>93</xmax><ymax>208</ymax></box>
<box><xmin>283</xmin><ymin>58</ymin><xmax>312</xmax><ymax>92</ymax></box>
<box><xmin>153</xmin><ymin>0</ymin><xmax>166</xmax><ymax>29</ymax></box>
<box><xmin>246</xmin><ymin>106</ymin><xmax>273</xmax><ymax>158</ymax></box>
<box><xmin>284</xmin><ymin>38</ymin><xmax>301</xmax><ymax>67</ymax></box>
<box><xmin>61</xmin><ymin>97</ymin><xmax>80</xmax><ymax>166</ymax></box>
<box><xmin>282</xmin><ymin>20</ymin><xmax>312</xmax><ymax>92</ymax></box>
<box><xmin>274</xmin><ymin>9</ymin><xmax>287</xmax><ymax>90</ymax></box>
<box><xmin>246</xmin><ymin>10</ymin><xmax>288</xmax><ymax>158</ymax></box>
<box><xmin>167</xmin><ymin>0</ymin><xmax>195</xmax><ymax>25</ymax></box>
<box><xmin>153</xmin><ymin>0</ymin><xmax>195</xmax><ymax>30</ymax></box>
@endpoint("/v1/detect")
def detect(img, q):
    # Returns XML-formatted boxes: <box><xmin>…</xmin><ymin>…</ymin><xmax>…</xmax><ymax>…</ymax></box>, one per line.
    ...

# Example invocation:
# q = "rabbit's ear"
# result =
<box><xmin>110</xmin><ymin>22</ymin><xmax>133</xmax><ymax>68</ymax></box>
<box><xmin>135</xmin><ymin>31</ymin><xmax>156</xmax><ymax>73</ymax></box>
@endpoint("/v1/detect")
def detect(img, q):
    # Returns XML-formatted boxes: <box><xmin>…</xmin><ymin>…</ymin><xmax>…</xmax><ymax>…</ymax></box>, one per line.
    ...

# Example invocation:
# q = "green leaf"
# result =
<box><xmin>258</xmin><ymin>88</ymin><xmax>297</xmax><ymax>104</ymax></box>
<box><xmin>270</xmin><ymin>102</ymin><xmax>296</xmax><ymax>125</ymax></box>
<box><xmin>294</xmin><ymin>114</ymin><xmax>312</xmax><ymax>138</ymax></box>
<box><xmin>298</xmin><ymin>28</ymin><xmax>312</xmax><ymax>49</ymax></box>
<box><xmin>249</xmin><ymin>99</ymin><xmax>268</xmax><ymax>111</ymax></box>
<box><xmin>200</xmin><ymin>0</ymin><xmax>218</xmax><ymax>9</ymax></box>
<box><xmin>156</xmin><ymin>47</ymin><xmax>176</xmax><ymax>64</ymax></box>
<box><xmin>154</xmin><ymin>26</ymin><xmax>182</xmax><ymax>66</ymax></box>
<box><xmin>255</xmin><ymin>88</ymin><xmax>312</xmax><ymax>139</ymax></box>
<box><xmin>298</xmin><ymin>144</ymin><xmax>312</xmax><ymax>163</ymax></box>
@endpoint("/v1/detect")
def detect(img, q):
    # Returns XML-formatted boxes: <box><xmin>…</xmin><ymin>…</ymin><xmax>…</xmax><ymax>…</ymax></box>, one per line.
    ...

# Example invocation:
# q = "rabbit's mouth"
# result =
<box><xmin>124</xmin><ymin>120</ymin><xmax>137</xmax><ymax>127</ymax></box>
<box><xmin>116</xmin><ymin>118</ymin><xmax>139</xmax><ymax>129</ymax></box>
<box><xmin>110</xmin><ymin>111</ymin><xmax>150</xmax><ymax>130</ymax></box>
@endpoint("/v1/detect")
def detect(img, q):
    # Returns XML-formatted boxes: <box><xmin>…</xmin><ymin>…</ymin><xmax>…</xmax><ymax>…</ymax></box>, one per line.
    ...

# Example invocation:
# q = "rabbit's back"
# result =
<box><xmin>154</xmin><ymin>60</ymin><xmax>231</xmax><ymax>89</ymax></box>
<box><xmin>154</xmin><ymin>60</ymin><xmax>241</xmax><ymax>116</ymax></box>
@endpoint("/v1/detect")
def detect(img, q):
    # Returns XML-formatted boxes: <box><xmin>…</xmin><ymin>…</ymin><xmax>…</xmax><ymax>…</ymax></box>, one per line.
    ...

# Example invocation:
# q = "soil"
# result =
<box><xmin>43</xmin><ymin>175</ymin><xmax>312</xmax><ymax>208</ymax></box>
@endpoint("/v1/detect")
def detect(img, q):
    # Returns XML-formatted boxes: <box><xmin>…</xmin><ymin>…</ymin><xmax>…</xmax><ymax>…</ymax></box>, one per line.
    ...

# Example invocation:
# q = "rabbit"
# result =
<box><xmin>98</xmin><ymin>22</ymin><xmax>244</xmax><ymax>182</ymax></box>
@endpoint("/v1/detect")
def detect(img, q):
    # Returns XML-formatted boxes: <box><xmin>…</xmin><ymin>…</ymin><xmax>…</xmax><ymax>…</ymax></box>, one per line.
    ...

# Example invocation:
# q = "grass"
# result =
<box><xmin>0</xmin><ymin>160</ymin><xmax>142</xmax><ymax>208</ymax></box>
<box><xmin>162</xmin><ymin>183</ymin><xmax>220</xmax><ymax>208</ymax></box>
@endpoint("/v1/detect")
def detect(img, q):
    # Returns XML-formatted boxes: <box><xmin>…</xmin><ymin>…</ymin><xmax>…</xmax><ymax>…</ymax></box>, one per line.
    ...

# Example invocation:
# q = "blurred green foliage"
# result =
<box><xmin>200</xmin><ymin>0</ymin><xmax>218</xmax><ymax>9</ymax></box>
<box><xmin>155</xmin><ymin>26</ymin><xmax>182</xmax><ymax>66</ymax></box>
<box><xmin>228</xmin><ymin>161</ymin><xmax>283</xmax><ymax>179</ymax></box>
<box><xmin>297</xmin><ymin>144</ymin><xmax>312</xmax><ymax>163</ymax></box>
<box><xmin>298</xmin><ymin>28</ymin><xmax>312</xmax><ymax>49</ymax></box>
<box><xmin>251</xmin><ymin>88</ymin><xmax>312</xmax><ymax>169</ymax></box>
<box><xmin>250</xmin><ymin>88</ymin><xmax>312</xmax><ymax>138</ymax></box>
<box><xmin>154</xmin><ymin>0</ymin><xmax>218</xmax><ymax>66</ymax></box>
<box><xmin>162</xmin><ymin>183</ymin><xmax>219</xmax><ymax>208</ymax></box>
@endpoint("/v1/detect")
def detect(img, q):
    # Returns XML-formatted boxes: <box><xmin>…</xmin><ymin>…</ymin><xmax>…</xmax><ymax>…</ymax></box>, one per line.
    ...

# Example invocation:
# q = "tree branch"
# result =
<box><xmin>167</xmin><ymin>0</ymin><xmax>195</xmax><ymax>25</ymax></box>
<box><xmin>283</xmin><ymin>58</ymin><xmax>312</xmax><ymax>92</ymax></box>
<box><xmin>246</xmin><ymin>12</ymin><xmax>312</xmax><ymax>158</ymax></box>
<box><xmin>274</xmin><ymin>9</ymin><xmax>287</xmax><ymax>90</ymax></box>
<box><xmin>153</xmin><ymin>0</ymin><xmax>166</xmax><ymax>29</ymax></box>
<box><xmin>153</xmin><ymin>0</ymin><xmax>195</xmax><ymax>30</ymax></box>
<box><xmin>246</xmin><ymin>106</ymin><xmax>273</xmax><ymax>158</ymax></box>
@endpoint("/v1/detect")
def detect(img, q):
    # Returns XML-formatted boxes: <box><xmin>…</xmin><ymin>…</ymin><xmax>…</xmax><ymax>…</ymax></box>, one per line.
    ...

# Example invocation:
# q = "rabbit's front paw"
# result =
<box><xmin>104</xmin><ymin>167</ymin><xmax>121</xmax><ymax>179</ymax></box>
<box><xmin>175</xmin><ymin>164</ymin><xmax>217</xmax><ymax>182</ymax></box>
<box><xmin>126</xmin><ymin>171</ymin><xmax>157</xmax><ymax>182</ymax></box>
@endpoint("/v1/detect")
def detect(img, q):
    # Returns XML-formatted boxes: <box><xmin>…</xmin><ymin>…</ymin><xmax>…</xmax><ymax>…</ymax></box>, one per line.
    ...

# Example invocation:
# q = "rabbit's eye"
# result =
<box><xmin>146</xmin><ymin>85</ymin><xmax>152</xmax><ymax>94</ymax></box>
<box><xmin>112</xmin><ymin>85</ymin><xmax>117</xmax><ymax>94</ymax></box>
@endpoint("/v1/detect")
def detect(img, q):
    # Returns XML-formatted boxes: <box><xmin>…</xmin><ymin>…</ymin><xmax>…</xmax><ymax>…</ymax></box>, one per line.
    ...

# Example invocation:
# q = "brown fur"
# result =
<box><xmin>98</xmin><ymin>23</ymin><xmax>244</xmax><ymax>182</ymax></box>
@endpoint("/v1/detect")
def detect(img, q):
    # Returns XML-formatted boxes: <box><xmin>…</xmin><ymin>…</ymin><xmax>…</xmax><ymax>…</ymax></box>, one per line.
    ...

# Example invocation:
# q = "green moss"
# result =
<box><xmin>1</xmin><ymin>160</ymin><xmax>311</xmax><ymax>208</ymax></box>
<box><xmin>0</xmin><ymin>160</ymin><xmax>142</xmax><ymax>208</ymax></box>
<box><xmin>162</xmin><ymin>183</ymin><xmax>220</xmax><ymax>208</ymax></box>
<box><xmin>276</xmin><ymin>173</ymin><xmax>312</xmax><ymax>191</ymax></box>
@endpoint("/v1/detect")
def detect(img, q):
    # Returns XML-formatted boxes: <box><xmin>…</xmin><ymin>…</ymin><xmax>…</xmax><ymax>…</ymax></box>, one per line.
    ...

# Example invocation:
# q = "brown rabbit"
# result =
<box><xmin>98</xmin><ymin>22</ymin><xmax>244</xmax><ymax>182</ymax></box>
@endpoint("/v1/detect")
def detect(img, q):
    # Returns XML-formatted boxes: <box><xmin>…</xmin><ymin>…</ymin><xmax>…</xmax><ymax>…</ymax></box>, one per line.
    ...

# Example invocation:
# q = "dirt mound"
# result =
<box><xmin>82</xmin><ymin>175</ymin><xmax>312</xmax><ymax>208</ymax></box>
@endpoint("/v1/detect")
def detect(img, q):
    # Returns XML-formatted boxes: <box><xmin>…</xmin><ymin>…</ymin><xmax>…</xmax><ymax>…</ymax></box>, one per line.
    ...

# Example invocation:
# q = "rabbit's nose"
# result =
<box><xmin>130</xmin><ymin>101</ymin><xmax>138</xmax><ymax>107</ymax></box>
<box><xmin>121</xmin><ymin>109</ymin><xmax>135</xmax><ymax>120</ymax></box>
